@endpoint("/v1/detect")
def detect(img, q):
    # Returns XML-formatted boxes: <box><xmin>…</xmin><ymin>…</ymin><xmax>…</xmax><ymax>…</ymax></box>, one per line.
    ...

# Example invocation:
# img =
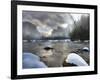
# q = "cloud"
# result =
<box><xmin>36</xmin><ymin>26</ymin><xmax>53</xmax><ymax>37</ymax></box>
<box><xmin>22</xmin><ymin>11</ymin><xmax>84</xmax><ymax>39</ymax></box>
<box><xmin>60</xmin><ymin>23</ymin><xmax>68</xmax><ymax>29</ymax></box>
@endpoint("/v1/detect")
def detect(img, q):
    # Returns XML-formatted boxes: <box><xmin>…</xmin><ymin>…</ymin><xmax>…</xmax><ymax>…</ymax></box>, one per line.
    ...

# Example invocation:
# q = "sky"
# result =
<box><xmin>71</xmin><ymin>14</ymin><xmax>82</xmax><ymax>21</ymax></box>
<box><xmin>22</xmin><ymin>11</ymin><xmax>88</xmax><ymax>39</ymax></box>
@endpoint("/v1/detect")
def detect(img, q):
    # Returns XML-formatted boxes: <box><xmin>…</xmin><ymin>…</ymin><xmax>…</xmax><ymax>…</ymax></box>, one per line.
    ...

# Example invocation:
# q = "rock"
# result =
<box><xmin>23</xmin><ymin>60</ymin><xmax>47</xmax><ymax>68</ymax></box>
<box><xmin>23</xmin><ymin>52</ymin><xmax>40</xmax><ymax>61</ymax></box>
<box><xmin>65</xmin><ymin>53</ymin><xmax>88</xmax><ymax>66</ymax></box>
<box><xmin>82</xmin><ymin>47</ymin><xmax>89</xmax><ymax>52</ymax></box>
<box><xmin>23</xmin><ymin>52</ymin><xmax>47</xmax><ymax>68</ymax></box>
<box><xmin>44</xmin><ymin>47</ymin><xmax>53</xmax><ymax>51</ymax></box>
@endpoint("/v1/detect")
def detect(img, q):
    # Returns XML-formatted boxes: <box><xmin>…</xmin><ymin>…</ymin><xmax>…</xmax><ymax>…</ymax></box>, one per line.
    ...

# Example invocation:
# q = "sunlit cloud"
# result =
<box><xmin>36</xmin><ymin>26</ymin><xmax>53</xmax><ymax>37</ymax></box>
<box><xmin>60</xmin><ymin>23</ymin><xmax>68</xmax><ymax>29</ymax></box>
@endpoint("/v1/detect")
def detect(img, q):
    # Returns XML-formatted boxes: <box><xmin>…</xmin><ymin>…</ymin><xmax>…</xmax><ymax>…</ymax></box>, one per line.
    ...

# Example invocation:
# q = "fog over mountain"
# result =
<box><xmin>22</xmin><ymin>11</ymin><xmax>84</xmax><ymax>40</ymax></box>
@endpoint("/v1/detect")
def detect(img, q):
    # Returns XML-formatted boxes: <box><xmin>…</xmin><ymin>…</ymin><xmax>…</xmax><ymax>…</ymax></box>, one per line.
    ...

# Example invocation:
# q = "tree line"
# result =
<box><xmin>69</xmin><ymin>15</ymin><xmax>89</xmax><ymax>42</ymax></box>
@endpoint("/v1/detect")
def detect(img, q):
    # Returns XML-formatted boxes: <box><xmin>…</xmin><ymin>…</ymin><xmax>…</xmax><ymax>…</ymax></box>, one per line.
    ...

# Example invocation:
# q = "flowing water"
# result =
<box><xmin>23</xmin><ymin>40</ymin><xmax>89</xmax><ymax>67</ymax></box>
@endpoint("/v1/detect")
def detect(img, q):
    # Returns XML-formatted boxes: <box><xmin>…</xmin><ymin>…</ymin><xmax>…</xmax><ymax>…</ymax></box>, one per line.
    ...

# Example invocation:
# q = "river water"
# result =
<box><xmin>23</xmin><ymin>40</ymin><xmax>89</xmax><ymax>67</ymax></box>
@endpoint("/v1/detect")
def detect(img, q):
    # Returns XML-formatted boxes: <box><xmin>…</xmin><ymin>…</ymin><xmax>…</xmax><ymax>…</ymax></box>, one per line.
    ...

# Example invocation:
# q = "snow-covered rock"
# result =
<box><xmin>23</xmin><ymin>52</ymin><xmax>47</xmax><ymax>68</ymax></box>
<box><xmin>23</xmin><ymin>60</ymin><xmax>47</xmax><ymax>68</ymax></box>
<box><xmin>82</xmin><ymin>47</ymin><xmax>89</xmax><ymax>52</ymax></box>
<box><xmin>65</xmin><ymin>53</ymin><xmax>88</xmax><ymax>66</ymax></box>
<box><xmin>23</xmin><ymin>52</ymin><xmax>40</xmax><ymax>61</ymax></box>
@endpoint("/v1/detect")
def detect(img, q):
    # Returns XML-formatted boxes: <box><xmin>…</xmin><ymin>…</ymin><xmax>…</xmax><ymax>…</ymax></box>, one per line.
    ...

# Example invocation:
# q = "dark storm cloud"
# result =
<box><xmin>22</xmin><ymin>11</ymin><xmax>75</xmax><ymax>39</ymax></box>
